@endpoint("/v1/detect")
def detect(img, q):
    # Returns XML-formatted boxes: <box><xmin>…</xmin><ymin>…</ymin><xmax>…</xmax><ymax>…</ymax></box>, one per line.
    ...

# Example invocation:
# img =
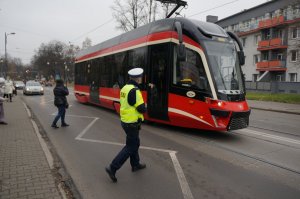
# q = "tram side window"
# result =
<box><xmin>128</xmin><ymin>47</ymin><xmax>146</xmax><ymax>89</ymax></box>
<box><xmin>75</xmin><ymin>62</ymin><xmax>88</xmax><ymax>85</ymax></box>
<box><xmin>100</xmin><ymin>56</ymin><xmax>113</xmax><ymax>88</ymax></box>
<box><xmin>112</xmin><ymin>52</ymin><xmax>126</xmax><ymax>89</ymax></box>
<box><xmin>173</xmin><ymin>48</ymin><xmax>209</xmax><ymax>91</ymax></box>
<box><xmin>75</xmin><ymin>63</ymin><xmax>80</xmax><ymax>84</ymax></box>
<box><xmin>128</xmin><ymin>47</ymin><xmax>146</xmax><ymax>69</ymax></box>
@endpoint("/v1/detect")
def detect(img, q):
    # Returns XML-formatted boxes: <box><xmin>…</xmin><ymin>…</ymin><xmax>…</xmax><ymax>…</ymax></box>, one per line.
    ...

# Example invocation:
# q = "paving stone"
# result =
<box><xmin>0</xmin><ymin>97</ymin><xmax>62</xmax><ymax>198</ymax></box>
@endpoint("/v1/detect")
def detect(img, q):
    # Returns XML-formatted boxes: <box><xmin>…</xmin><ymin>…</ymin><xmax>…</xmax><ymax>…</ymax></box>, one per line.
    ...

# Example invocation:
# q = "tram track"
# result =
<box><xmin>248</xmin><ymin>124</ymin><xmax>300</xmax><ymax>138</ymax></box>
<box><xmin>233</xmin><ymin>126</ymin><xmax>300</xmax><ymax>150</ymax></box>
<box><xmin>144</xmin><ymin>121</ymin><xmax>300</xmax><ymax>176</ymax></box>
<box><xmin>161</xmin><ymin>125</ymin><xmax>300</xmax><ymax>176</ymax></box>
<box><xmin>194</xmin><ymin>133</ymin><xmax>300</xmax><ymax>176</ymax></box>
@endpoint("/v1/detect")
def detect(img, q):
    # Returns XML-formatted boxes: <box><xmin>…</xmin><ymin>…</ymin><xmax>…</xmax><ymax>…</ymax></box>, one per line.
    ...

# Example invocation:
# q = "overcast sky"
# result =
<box><xmin>0</xmin><ymin>0</ymin><xmax>268</xmax><ymax>64</ymax></box>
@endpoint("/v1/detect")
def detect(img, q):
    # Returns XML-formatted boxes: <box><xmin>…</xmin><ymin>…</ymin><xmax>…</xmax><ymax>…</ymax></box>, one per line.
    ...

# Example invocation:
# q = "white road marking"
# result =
<box><xmin>72</xmin><ymin>115</ymin><xmax>194</xmax><ymax>199</ymax></box>
<box><xmin>239</xmin><ymin>128</ymin><xmax>300</xmax><ymax>146</ymax></box>
<box><xmin>50</xmin><ymin>114</ymin><xmax>96</xmax><ymax>119</ymax></box>
<box><xmin>40</xmin><ymin>99</ymin><xmax>54</xmax><ymax>105</ymax></box>
<box><xmin>23</xmin><ymin>102</ymin><xmax>31</xmax><ymax>118</ymax></box>
<box><xmin>170</xmin><ymin>152</ymin><xmax>194</xmax><ymax>199</ymax></box>
<box><xmin>76</xmin><ymin>137</ymin><xmax>176</xmax><ymax>154</ymax></box>
<box><xmin>75</xmin><ymin>117</ymin><xmax>99</xmax><ymax>140</ymax></box>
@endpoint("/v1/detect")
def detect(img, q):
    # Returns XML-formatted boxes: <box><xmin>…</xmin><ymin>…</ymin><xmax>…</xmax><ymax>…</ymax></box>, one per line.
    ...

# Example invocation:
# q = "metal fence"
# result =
<box><xmin>245</xmin><ymin>81</ymin><xmax>300</xmax><ymax>94</ymax></box>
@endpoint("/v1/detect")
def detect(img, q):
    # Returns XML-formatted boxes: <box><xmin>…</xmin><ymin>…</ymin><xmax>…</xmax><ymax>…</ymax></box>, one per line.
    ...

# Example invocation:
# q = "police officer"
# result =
<box><xmin>105</xmin><ymin>68</ymin><xmax>146</xmax><ymax>183</ymax></box>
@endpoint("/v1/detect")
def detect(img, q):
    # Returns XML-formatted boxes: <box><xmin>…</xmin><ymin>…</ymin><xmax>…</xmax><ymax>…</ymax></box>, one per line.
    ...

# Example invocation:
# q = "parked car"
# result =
<box><xmin>45</xmin><ymin>81</ymin><xmax>53</xmax><ymax>87</ymax></box>
<box><xmin>23</xmin><ymin>81</ymin><xmax>44</xmax><ymax>95</ymax></box>
<box><xmin>14</xmin><ymin>81</ymin><xmax>25</xmax><ymax>90</ymax></box>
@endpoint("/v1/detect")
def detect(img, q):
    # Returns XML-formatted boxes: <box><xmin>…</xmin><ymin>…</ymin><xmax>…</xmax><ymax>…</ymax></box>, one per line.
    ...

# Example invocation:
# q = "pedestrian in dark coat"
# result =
<box><xmin>51</xmin><ymin>79</ymin><xmax>69</xmax><ymax>128</ymax></box>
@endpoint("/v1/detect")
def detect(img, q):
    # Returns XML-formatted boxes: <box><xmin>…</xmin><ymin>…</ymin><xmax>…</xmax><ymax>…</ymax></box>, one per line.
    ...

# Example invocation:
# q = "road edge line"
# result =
<box><xmin>22</xmin><ymin>101</ymin><xmax>70</xmax><ymax>199</ymax></box>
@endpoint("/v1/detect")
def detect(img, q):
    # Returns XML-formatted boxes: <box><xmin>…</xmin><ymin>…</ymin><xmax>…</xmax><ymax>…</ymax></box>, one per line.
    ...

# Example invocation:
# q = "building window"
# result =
<box><xmin>254</xmin><ymin>54</ymin><xmax>260</xmax><ymax>64</ymax></box>
<box><xmin>289</xmin><ymin>73</ymin><xmax>297</xmax><ymax>82</ymax></box>
<box><xmin>242</xmin><ymin>37</ymin><xmax>247</xmax><ymax>47</ymax></box>
<box><xmin>275</xmin><ymin>29</ymin><xmax>283</xmax><ymax>38</ymax></box>
<box><xmin>291</xmin><ymin>50</ymin><xmax>298</xmax><ymax>62</ymax></box>
<box><xmin>276</xmin><ymin>75</ymin><xmax>282</xmax><ymax>82</ymax></box>
<box><xmin>277</xmin><ymin>54</ymin><xmax>283</xmax><ymax>60</ymax></box>
<box><xmin>291</xmin><ymin>27</ymin><xmax>300</xmax><ymax>39</ymax></box>
<box><xmin>253</xmin><ymin>74</ymin><xmax>258</xmax><ymax>82</ymax></box>
<box><xmin>262</xmin><ymin>52</ymin><xmax>269</xmax><ymax>61</ymax></box>
<box><xmin>254</xmin><ymin>35</ymin><xmax>261</xmax><ymax>45</ymax></box>
<box><xmin>233</xmin><ymin>24</ymin><xmax>239</xmax><ymax>31</ymax></box>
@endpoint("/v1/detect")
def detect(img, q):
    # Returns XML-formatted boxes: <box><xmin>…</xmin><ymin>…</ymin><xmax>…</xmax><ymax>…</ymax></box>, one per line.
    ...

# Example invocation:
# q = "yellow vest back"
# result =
<box><xmin>120</xmin><ymin>84</ymin><xmax>144</xmax><ymax>123</ymax></box>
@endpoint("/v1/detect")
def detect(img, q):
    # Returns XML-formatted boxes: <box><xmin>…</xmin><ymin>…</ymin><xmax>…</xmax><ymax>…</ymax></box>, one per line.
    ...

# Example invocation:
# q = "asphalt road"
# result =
<box><xmin>22</xmin><ymin>87</ymin><xmax>300</xmax><ymax>199</ymax></box>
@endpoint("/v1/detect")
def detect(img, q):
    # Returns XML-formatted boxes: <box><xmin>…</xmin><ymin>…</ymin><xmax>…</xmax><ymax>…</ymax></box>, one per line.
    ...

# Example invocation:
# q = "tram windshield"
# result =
<box><xmin>204</xmin><ymin>40</ymin><xmax>244</xmax><ymax>95</ymax></box>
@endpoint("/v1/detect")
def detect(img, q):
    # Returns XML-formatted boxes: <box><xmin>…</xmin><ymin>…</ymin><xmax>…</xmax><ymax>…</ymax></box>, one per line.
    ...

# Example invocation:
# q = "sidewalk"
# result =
<box><xmin>0</xmin><ymin>96</ymin><xmax>62</xmax><ymax>199</ymax></box>
<box><xmin>248</xmin><ymin>100</ymin><xmax>300</xmax><ymax>115</ymax></box>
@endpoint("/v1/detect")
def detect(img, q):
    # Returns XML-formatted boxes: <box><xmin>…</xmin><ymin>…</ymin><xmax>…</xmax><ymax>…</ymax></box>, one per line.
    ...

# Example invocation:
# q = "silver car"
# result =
<box><xmin>23</xmin><ymin>81</ymin><xmax>44</xmax><ymax>95</ymax></box>
<box><xmin>14</xmin><ymin>81</ymin><xmax>25</xmax><ymax>90</ymax></box>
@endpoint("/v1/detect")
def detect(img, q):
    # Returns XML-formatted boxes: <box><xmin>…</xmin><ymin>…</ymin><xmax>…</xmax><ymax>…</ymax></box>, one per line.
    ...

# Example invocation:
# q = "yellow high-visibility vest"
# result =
<box><xmin>120</xmin><ymin>84</ymin><xmax>144</xmax><ymax>123</ymax></box>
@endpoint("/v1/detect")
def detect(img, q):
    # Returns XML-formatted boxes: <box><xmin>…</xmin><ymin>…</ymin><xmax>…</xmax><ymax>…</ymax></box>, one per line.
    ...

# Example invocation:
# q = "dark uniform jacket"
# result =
<box><xmin>127</xmin><ymin>80</ymin><xmax>146</xmax><ymax>114</ymax></box>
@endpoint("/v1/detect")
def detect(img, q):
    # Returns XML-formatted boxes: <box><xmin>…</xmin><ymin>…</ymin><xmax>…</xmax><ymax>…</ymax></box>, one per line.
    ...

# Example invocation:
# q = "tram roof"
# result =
<box><xmin>76</xmin><ymin>17</ymin><xmax>228</xmax><ymax>59</ymax></box>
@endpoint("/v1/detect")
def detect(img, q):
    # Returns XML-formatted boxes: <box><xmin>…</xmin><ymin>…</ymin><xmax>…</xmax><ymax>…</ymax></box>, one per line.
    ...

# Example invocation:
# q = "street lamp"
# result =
<box><xmin>64</xmin><ymin>63</ymin><xmax>68</xmax><ymax>87</ymax></box>
<box><xmin>4</xmin><ymin>32</ymin><xmax>16</xmax><ymax>78</ymax></box>
<box><xmin>0</xmin><ymin>58</ymin><xmax>4</xmax><ymax>77</ymax></box>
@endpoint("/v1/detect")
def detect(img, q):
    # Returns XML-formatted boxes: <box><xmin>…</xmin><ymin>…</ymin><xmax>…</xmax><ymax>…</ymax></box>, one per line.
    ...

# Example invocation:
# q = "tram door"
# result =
<box><xmin>147</xmin><ymin>44</ymin><xmax>169</xmax><ymax>121</ymax></box>
<box><xmin>88</xmin><ymin>61</ymin><xmax>100</xmax><ymax>104</ymax></box>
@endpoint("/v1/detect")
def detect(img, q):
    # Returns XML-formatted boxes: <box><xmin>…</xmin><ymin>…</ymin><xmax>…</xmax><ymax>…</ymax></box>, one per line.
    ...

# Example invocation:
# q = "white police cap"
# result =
<box><xmin>0</xmin><ymin>77</ymin><xmax>5</xmax><ymax>83</ymax></box>
<box><xmin>128</xmin><ymin>68</ymin><xmax>143</xmax><ymax>78</ymax></box>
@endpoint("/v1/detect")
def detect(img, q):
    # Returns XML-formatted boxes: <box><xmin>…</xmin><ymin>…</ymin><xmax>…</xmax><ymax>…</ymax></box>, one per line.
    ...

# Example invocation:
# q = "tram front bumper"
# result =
<box><xmin>227</xmin><ymin>110</ymin><xmax>251</xmax><ymax>130</ymax></box>
<box><xmin>209</xmin><ymin>109</ymin><xmax>251</xmax><ymax>131</ymax></box>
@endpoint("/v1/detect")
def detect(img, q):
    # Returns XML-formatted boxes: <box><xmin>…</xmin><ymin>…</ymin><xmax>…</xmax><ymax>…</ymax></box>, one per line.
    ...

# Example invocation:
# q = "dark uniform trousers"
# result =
<box><xmin>110</xmin><ymin>122</ymin><xmax>140</xmax><ymax>172</ymax></box>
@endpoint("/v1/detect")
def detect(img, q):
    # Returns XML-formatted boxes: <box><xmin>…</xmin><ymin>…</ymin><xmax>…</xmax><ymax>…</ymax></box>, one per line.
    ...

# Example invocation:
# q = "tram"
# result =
<box><xmin>74</xmin><ymin>18</ymin><xmax>251</xmax><ymax>131</ymax></box>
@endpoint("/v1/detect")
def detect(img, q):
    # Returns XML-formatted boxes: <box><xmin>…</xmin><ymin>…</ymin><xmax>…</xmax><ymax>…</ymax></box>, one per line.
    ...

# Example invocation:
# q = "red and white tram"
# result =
<box><xmin>74</xmin><ymin>18</ymin><xmax>251</xmax><ymax>131</ymax></box>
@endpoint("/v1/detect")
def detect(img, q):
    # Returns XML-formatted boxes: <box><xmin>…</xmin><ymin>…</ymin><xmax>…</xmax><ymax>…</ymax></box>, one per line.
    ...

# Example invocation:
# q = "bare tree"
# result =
<box><xmin>31</xmin><ymin>41</ymin><xmax>79</xmax><ymax>81</ymax></box>
<box><xmin>82</xmin><ymin>37</ymin><xmax>92</xmax><ymax>50</ymax></box>
<box><xmin>5</xmin><ymin>57</ymin><xmax>24</xmax><ymax>80</ymax></box>
<box><xmin>146</xmin><ymin>0</ymin><xmax>160</xmax><ymax>23</ymax></box>
<box><xmin>161</xmin><ymin>3</ymin><xmax>176</xmax><ymax>18</ymax></box>
<box><xmin>111</xmin><ymin>0</ymin><xmax>148</xmax><ymax>32</ymax></box>
<box><xmin>111</xmin><ymin>0</ymin><xmax>182</xmax><ymax>32</ymax></box>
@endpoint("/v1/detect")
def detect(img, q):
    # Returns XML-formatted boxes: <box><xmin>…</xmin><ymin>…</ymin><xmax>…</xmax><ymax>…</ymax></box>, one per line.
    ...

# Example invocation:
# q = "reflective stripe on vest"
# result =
<box><xmin>120</xmin><ymin>84</ymin><xmax>144</xmax><ymax>123</ymax></box>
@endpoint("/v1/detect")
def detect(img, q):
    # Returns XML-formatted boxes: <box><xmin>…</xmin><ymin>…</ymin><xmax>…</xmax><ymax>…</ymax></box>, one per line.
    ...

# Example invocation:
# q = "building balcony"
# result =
<box><xmin>256</xmin><ymin>60</ymin><xmax>287</xmax><ymax>71</ymax></box>
<box><xmin>258</xmin><ymin>15</ymin><xmax>285</xmax><ymax>29</ymax></box>
<box><xmin>257</xmin><ymin>38</ymin><xmax>288</xmax><ymax>51</ymax></box>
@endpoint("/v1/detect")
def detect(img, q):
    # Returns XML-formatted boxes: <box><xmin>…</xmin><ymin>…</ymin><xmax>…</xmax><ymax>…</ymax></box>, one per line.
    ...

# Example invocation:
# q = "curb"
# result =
<box><xmin>22</xmin><ymin>99</ymin><xmax>81</xmax><ymax>199</ymax></box>
<box><xmin>250</xmin><ymin>106</ymin><xmax>300</xmax><ymax>115</ymax></box>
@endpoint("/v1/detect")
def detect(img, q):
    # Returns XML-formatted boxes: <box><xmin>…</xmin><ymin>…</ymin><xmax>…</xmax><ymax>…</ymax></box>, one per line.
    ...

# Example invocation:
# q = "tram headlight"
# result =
<box><xmin>205</xmin><ymin>97</ymin><xmax>224</xmax><ymax>107</ymax></box>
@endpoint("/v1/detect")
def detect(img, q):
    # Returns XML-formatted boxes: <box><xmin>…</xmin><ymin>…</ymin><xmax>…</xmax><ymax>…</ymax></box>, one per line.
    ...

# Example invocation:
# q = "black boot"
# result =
<box><xmin>105</xmin><ymin>166</ymin><xmax>117</xmax><ymax>182</ymax></box>
<box><xmin>61</xmin><ymin>123</ymin><xmax>70</xmax><ymax>127</ymax></box>
<box><xmin>51</xmin><ymin>124</ymin><xmax>59</xmax><ymax>128</ymax></box>
<box><xmin>132</xmin><ymin>163</ymin><xmax>146</xmax><ymax>172</ymax></box>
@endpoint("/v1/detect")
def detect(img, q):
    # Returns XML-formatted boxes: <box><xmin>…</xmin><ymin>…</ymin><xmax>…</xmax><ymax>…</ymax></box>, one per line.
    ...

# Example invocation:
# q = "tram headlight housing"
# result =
<box><xmin>205</xmin><ymin>97</ymin><xmax>224</xmax><ymax>107</ymax></box>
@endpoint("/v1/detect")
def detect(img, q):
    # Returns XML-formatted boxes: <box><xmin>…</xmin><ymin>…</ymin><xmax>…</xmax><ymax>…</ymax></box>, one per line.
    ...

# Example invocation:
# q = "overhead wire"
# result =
<box><xmin>188</xmin><ymin>0</ymin><xmax>240</xmax><ymax>17</ymax></box>
<box><xmin>70</xmin><ymin>18</ymin><xmax>114</xmax><ymax>42</ymax></box>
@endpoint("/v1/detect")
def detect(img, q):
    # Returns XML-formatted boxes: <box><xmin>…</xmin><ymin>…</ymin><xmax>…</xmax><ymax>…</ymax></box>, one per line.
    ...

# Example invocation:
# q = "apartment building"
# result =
<box><xmin>216</xmin><ymin>0</ymin><xmax>300</xmax><ymax>82</ymax></box>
